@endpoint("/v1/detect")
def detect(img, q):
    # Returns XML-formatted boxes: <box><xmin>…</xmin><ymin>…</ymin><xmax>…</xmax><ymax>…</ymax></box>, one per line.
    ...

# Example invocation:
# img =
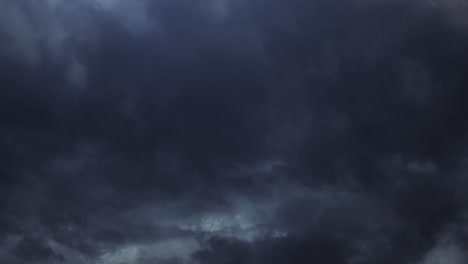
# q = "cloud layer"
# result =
<box><xmin>1</xmin><ymin>0</ymin><xmax>468</xmax><ymax>263</ymax></box>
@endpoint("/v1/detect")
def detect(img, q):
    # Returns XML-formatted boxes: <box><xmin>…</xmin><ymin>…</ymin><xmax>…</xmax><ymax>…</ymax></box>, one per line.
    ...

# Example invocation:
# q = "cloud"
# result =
<box><xmin>66</xmin><ymin>58</ymin><xmax>88</xmax><ymax>91</ymax></box>
<box><xmin>419</xmin><ymin>229</ymin><xmax>467</xmax><ymax>264</ymax></box>
<box><xmin>0</xmin><ymin>1</ymin><xmax>41</xmax><ymax>66</ymax></box>
<box><xmin>2</xmin><ymin>0</ymin><xmax>468</xmax><ymax>263</ymax></box>
<box><xmin>0</xmin><ymin>0</ymin><xmax>154</xmax><ymax>93</ymax></box>
<box><xmin>10</xmin><ymin>235</ymin><xmax>65</xmax><ymax>263</ymax></box>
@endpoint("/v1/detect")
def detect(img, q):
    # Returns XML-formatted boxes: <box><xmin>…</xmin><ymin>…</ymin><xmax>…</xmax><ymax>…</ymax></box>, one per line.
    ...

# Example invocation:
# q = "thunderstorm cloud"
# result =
<box><xmin>1</xmin><ymin>0</ymin><xmax>468</xmax><ymax>263</ymax></box>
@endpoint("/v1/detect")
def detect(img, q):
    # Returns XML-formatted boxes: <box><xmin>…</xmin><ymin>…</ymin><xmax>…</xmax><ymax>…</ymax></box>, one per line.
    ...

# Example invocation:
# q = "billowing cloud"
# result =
<box><xmin>1</xmin><ymin>0</ymin><xmax>468</xmax><ymax>263</ymax></box>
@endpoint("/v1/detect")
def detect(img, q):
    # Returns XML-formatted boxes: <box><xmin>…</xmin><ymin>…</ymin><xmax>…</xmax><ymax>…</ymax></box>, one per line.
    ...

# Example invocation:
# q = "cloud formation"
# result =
<box><xmin>1</xmin><ymin>0</ymin><xmax>468</xmax><ymax>263</ymax></box>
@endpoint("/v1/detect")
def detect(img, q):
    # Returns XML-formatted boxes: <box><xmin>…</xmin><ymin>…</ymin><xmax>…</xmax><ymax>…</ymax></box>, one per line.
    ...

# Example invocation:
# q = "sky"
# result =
<box><xmin>1</xmin><ymin>0</ymin><xmax>468</xmax><ymax>263</ymax></box>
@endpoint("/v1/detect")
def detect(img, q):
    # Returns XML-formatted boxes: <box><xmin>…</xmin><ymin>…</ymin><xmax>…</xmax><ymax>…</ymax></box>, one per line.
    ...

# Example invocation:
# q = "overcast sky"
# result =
<box><xmin>1</xmin><ymin>0</ymin><xmax>468</xmax><ymax>263</ymax></box>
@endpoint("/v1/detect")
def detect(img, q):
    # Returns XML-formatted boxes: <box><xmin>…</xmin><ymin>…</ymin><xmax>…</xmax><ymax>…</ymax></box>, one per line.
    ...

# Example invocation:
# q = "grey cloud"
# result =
<box><xmin>0</xmin><ymin>0</ymin><xmax>155</xmax><ymax>93</ymax></box>
<box><xmin>66</xmin><ymin>58</ymin><xmax>87</xmax><ymax>91</ymax></box>
<box><xmin>0</xmin><ymin>1</ymin><xmax>41</xmax><ymax>66</ymax></box>
<box><xmin>2</xmin><ymin>0</ymin><xmax>468</xmax><ymax>263</ymax></box>
<box><xmin>10</xmin><ymin>235</ymin><xmax>65</xmax><ymax>263</ymax></box>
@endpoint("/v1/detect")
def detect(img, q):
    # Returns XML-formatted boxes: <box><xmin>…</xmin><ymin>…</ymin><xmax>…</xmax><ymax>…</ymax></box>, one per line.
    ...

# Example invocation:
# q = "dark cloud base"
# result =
<box><xmin>1</xmin><ymin>0</ymin><xmax>468</xmax><ymax>263</ymax></box>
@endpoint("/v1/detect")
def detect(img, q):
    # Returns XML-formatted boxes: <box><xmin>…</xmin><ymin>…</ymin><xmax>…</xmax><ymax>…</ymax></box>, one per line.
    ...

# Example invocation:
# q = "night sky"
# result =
<box><xmin>1</xmin><ymin>0</ymin><xmax>468</xmax><ymax>263</ymax></box>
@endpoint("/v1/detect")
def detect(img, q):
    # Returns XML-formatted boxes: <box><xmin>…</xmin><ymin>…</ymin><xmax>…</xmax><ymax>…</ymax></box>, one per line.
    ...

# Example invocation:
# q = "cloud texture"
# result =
<box><xmin>1</xmin><ymin>0</ymin><xmax>468</xmax><ymax>263</ymax></box>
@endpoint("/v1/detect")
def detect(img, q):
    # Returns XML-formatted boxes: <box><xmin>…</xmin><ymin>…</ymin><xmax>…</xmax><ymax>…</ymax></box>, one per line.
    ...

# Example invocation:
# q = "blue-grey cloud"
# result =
<box><xmin>1</xmin><ymin>0</ymin><xmax>468</xmax><ymax>263</ymax></box>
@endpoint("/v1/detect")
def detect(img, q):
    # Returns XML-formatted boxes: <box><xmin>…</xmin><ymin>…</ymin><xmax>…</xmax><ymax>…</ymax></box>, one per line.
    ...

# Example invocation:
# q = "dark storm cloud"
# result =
<box><xmin>10</xmin><ymin>235</ymin><xmax>65</xmax><ymax>263</ymax></box>
<box><xmin>1</xmin><ymin>0</ymin><xmax>468</xmax><ymax>263</ymax></box>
